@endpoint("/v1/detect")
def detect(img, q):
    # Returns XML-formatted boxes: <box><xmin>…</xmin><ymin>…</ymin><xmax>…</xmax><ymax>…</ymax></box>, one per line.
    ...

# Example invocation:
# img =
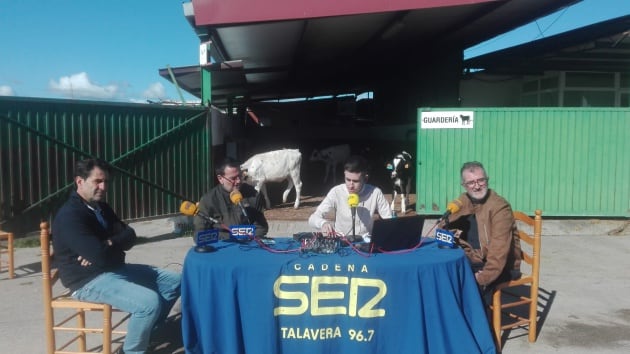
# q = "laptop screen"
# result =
<box><xmin>370</xmin><ymin>215</ymin><xmax>425</xmax><ymax>251</ymax></box>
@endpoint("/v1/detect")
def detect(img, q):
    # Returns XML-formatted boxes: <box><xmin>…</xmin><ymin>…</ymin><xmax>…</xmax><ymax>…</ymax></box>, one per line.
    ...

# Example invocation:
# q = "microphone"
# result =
<box><xmin>348</xmin><ymin>193</ymin><xmax>359</xmax><ymax>238</ymax></box>
<box><xmin>180</xmin><ymin>201</ymin><xmax>219</xmax><ymax>225</ymax></box>
<box><xmin>229</xmin><ymin>190</ymin><xmax>251</xmax><ymax>223</ymax></box>
<box><xmin>436</xmin><ymin>198</ymin><xmax>463</xmax><ymax>224</ymax></box>
<box><xmin>347</xmin><ymin>193</ymin><xmax>359</xmax><ymax>218</ymax></box>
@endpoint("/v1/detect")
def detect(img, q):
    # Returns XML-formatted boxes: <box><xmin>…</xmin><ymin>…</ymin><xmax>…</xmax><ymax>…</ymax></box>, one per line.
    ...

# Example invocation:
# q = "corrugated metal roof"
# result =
<box><xmin>162</xmin><ymin>0</ymin><xmax>578</xmax><ymax>105</ymax></box>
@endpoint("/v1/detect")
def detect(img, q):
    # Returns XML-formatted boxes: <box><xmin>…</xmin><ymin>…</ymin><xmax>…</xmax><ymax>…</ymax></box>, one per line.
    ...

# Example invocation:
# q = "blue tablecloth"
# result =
<box><xmin>181</xmin><ymin>238</ymin><xmax>495</xmax><ymax>354</ymax></box>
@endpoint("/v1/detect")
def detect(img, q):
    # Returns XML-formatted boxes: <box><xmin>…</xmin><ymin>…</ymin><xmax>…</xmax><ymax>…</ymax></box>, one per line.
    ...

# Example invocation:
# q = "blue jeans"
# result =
<box><xmin>72</xmin><ymin>264</ymin><xmax>181</xmax><ymax>354</ymax></box>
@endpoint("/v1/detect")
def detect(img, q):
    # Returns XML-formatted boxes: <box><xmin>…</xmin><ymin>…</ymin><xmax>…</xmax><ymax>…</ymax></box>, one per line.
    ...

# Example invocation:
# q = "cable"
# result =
<box><xmin>534</xmin><ymin>8</ymin><xmax>568</xmax><ymax>40</ymax></box>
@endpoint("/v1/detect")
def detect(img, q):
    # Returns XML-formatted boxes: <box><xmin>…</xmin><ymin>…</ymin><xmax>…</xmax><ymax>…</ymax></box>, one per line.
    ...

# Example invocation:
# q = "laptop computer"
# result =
<box><xmin>368</xmin><ymin>215</ymin><xmax>425</xmax><ymax>252</ymax></box>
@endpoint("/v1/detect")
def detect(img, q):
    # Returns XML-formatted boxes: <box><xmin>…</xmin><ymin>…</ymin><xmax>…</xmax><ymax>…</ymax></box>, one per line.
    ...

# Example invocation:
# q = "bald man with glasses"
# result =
<box><xmin>194</xmin><ymin>158</ymin><xmax>269</xmax><ymax>240</ymax></box>
<box><xmin>444</xmin><ymin>161</ymin><xmax>522</xmax><ymax>293</ymax></box>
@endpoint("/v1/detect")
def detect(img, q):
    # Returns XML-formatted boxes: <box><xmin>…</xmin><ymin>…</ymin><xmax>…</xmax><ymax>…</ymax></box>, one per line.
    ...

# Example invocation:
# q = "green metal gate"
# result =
<box><xmin>1</xmin><ymin>97</ymin><xmax>211</xmax><ymax>233</ymax></box>
<box><xmin>417</xmin><ymin>107</ymin><xmax>629</xmax><ymax>217</ymax></box>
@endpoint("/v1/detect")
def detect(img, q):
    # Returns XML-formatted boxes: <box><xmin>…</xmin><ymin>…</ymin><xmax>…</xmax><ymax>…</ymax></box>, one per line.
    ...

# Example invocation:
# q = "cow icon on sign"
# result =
<box><xmin>460</xmin><ymin>114</ymin><xmax>471</xmax><ymax>125</ymax></box>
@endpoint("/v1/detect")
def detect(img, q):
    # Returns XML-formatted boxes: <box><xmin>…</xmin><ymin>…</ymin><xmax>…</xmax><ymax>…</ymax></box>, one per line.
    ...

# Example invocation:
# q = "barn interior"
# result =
<box><xmin>159</xmin><ymin>0</ymin><xmax>599</xmax><ymax>201</ymax></box>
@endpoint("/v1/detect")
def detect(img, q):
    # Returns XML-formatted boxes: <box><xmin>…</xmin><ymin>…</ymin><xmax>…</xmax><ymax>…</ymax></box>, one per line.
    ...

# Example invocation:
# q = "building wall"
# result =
<box><xmin>459</xmin><ymin>73</ymin><xmax>522</xmax><ymax>107</ymax></box>
<box><xmin>460</xmin><ymin>70</ymin><xmax>630</xmax><ymax>107</ymax></box>
<box><xmin>416</xmin><ymin>107</ymin><xmax>630</xmax><ymax>217</ymax></box>
<box><xmin>375</xmin><ymin>46</ymin><xmax>463</xmax><ymax>123</ymax></box>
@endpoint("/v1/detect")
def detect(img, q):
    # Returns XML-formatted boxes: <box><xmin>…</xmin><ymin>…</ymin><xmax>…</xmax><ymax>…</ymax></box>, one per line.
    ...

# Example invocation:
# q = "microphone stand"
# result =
<box><xmin>347</xmin><ymin>193</ymin><xmax>360</xmax><ymax>241</ymax></box>
<box><xmin>238</xmin><ymin>203</ymin><xmax>251</xmax><ymax>224</ymax></box>
<box><xmin>351</xmin><ymin>208</ymin><xmax>356</xmax><ymax>241</ymax></box>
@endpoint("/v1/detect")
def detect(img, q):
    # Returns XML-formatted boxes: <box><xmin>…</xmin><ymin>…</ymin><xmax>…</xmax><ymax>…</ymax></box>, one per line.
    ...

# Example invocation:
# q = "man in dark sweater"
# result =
<box><xmin>194</xmin><ymin>158</ymin><xmax>269</xmax><ymax>240</ymax></box>
<box><xmin>52</xmin><ymin>158</ymin><xmax>181</xmax><ymax>354</ymax></box>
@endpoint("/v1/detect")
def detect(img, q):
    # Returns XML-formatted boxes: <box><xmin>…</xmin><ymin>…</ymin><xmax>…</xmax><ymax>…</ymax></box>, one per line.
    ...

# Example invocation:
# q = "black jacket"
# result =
<box><xmin>51</xmin><ymin>190</ymin><xmax>136</xmax><ymax>291</ymax></box>
<box><xmin>194</xmin><ymin>183</ymin><xmax>268</xmax><ymax>239</ymax></box>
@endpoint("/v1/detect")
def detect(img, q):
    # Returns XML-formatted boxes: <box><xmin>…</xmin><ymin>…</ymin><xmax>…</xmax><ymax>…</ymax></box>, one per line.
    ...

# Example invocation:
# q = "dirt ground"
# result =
<box><xmin>263</xmin><ymin>193</ymin><xmax>418</xmax><ymax>221</ymax></box>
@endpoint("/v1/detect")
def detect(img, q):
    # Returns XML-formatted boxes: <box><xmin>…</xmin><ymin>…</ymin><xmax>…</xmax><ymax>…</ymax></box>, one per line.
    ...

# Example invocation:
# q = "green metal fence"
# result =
<box><xmin>0</xmin><ymin>97</ymin><xmax>211</xmax><ymax>232</ymax></box>
<box><xmin>417</xmin><ymin>107</ymin><xmax>630</xmax><ymax>217</ymax></box>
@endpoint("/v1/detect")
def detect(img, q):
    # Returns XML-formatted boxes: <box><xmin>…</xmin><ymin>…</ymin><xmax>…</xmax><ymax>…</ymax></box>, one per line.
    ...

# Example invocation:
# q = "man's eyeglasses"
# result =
<box><xmin>220</xmin><ymin>174</ymin><xmax>241</xmax><ymax>183</ymax></box>
<box><xmin>462</xmin><ymin>177</ymin><xmax>488</xmax><ymax>188</ymax></box>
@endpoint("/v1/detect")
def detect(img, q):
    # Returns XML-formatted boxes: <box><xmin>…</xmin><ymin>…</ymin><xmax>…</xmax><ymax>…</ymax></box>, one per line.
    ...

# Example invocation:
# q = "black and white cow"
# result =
<box><xmin>386</xmin><ymin>151</ymin><xmax>414</xmax><ymax>214</ymax></box>
<box><xmin>310</xmin><ymin>144</ymin><xmax>351</xmax><ymax>184</ymax></box>
<box><xmin>241</xmin><ymin>149</ymin><xmax>303</xmax><ymax>209</ymax></box>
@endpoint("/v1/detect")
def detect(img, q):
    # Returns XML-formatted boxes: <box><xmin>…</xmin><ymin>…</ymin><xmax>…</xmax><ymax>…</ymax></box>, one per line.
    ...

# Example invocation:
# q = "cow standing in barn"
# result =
<box><xmin>310</xmin><ymin>144</ymin><xmax>351</xmax><ymax>184</ymax></box>
<box><xmin>387</xmin><ymin>151</ymin><xmax>414</xmax><ymax>214</ymax></box>
<box><xmin>241</xmin><ymin>149</ymin><xmax>303</xmax><ymax>209</ymax></box>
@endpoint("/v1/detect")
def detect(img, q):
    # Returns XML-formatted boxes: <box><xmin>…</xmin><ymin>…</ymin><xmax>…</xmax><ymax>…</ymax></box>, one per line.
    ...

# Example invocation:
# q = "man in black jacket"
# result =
<box><xmin>194</xmin><ymin>158</ymin><xmax>269</xmax><ymax>240</ymax></box>
<box><xmin>52</xmin><ymin>158</ymin><xmax>181</xmax><ymax>354</ymax></box>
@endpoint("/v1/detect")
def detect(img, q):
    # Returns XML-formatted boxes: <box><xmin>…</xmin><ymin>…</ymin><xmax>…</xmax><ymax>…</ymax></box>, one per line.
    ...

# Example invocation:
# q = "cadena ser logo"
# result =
<box><xmin>273</xmin><ymin>263</ymin><xmax>387</xmax><ymax>342</ymax></box>
<box><xmin>230</xmin><ymin>225</ymin><xmax>256</xmax><ymax>240</ymax></box>
<box><xmin>435</xmin><ymin>228</ymin><xmax>456</xmax><ymax>248</ymax></box>
<box><xmin>273</xmin><ymin>275</ymin><xmax>387</xmax><ymax>318</ymax></box>
<box><xmin>273</xmin><ymin>263</ymin><xmax>387</xmax><ymax>319</ymax></box>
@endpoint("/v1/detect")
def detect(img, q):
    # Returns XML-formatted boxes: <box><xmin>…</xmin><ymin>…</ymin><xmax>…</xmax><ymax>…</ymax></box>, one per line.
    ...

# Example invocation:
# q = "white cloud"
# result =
<box><xmin>142</xmin><ymin>82</ymin><xmax>167</xmax><ymax>100</ymax></box>
<box><xmin>49</xmin><ymin>72</ymin><xmax>118</xmax><ymax>99</ymax></box>
<box><xmin>0</xmin><ymin>85</ymin><xmax>14</xmax><ymax>96</ymax></box>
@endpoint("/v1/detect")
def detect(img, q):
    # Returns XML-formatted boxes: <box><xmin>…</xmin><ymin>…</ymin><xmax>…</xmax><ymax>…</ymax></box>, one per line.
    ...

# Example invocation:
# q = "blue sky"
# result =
<box><xmin>0</xmin><ymin>0</ymin><xmax>627</xmax><ymax>103</ymax></box>
<box><xmin>0</xmin><ymin>1</ymin><xmax>199</xmax><ymax>102</ymax></box>
<box><xmin>465</xmin><ymin>0</ymin><xmax>630</xmax><ymax>59</ymax></box>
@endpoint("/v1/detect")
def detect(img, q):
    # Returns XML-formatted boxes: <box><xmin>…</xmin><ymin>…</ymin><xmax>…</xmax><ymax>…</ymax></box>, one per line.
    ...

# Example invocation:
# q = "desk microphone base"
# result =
<box><xmin>194</xmin><ymin>245</ymin><xmax>217</xmax><ymax>253</ymax></box>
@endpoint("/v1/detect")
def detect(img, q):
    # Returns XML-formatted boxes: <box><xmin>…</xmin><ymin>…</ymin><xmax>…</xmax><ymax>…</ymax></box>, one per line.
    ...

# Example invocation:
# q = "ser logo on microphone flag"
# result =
<box><xmin>195</xmin><ymin>229</ymin><xmax>219</xmax><ymax>247</ymax></box>
<box><xmin>436</xmin><ymin>228</ymin><xmax>456</xmax><ymax>248</ymax></box>
<box><xmin>230</xmin><ymin>225</ymin><xmax>256</xmax><ymax>241</ymax></box>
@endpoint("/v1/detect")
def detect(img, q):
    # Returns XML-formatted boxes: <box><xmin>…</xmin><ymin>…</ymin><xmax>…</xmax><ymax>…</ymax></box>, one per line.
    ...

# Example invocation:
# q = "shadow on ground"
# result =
<box><xmin>151</xmin><ymin>313</ymin><xmax>184</xmax><ymax>354</ymax></box>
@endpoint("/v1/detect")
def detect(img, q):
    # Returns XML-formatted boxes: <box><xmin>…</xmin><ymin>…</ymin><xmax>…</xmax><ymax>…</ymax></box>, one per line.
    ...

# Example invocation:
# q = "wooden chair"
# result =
<box><xmin>40</xmin><ymin>221</ymin><xmax>129</xmax><ymax>354</ymax></box>
<box><xmin>0</xmin><ymin>229</ymin><xmax>14</xmax><ymax>279</ymax></box>
<box><xmin>491</xmin><ymin>209</ymin><xmax>542</xmax><ymax>351</ymax></box>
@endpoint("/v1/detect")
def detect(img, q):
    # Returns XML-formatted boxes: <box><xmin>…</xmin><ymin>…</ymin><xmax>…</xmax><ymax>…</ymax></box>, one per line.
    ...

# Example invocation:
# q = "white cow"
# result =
<box><xmin>310</xmin><ymin>144</ymin><xmax>351</xmax><ymax>184</ymax></box>
<box><xmin>241</xmin><ymin>149</ymin><xmax>303</xmax><ymax>209</ymax></box>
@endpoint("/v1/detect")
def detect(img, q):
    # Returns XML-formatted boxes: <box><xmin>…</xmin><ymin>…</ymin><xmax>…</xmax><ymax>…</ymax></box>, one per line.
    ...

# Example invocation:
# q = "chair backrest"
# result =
<box><xmin>513</xmin><ymin>210</ymin><xmax>542</xmax><ymax>285</ymax></box>
<box><xmin>40</xmin><ymin>221</ymin><xmax>57</xmax><ymax>352</ymax></box>
<box><xmin>40</xmin><ymin>221</ymin><xmax>56</xmax><ymax>286</ymax></box>
<box><xmin>0</xmin><ymin>230</ymin><xmax>14</xmax><ymax>277</ymax></box>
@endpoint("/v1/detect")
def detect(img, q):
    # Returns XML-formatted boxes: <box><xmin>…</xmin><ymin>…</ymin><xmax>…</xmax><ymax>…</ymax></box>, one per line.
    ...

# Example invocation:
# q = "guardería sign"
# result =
<box><xmin>421</xmin><ymin>111</ymin><xmax>474</xmax><ymax>129</ymax></box>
